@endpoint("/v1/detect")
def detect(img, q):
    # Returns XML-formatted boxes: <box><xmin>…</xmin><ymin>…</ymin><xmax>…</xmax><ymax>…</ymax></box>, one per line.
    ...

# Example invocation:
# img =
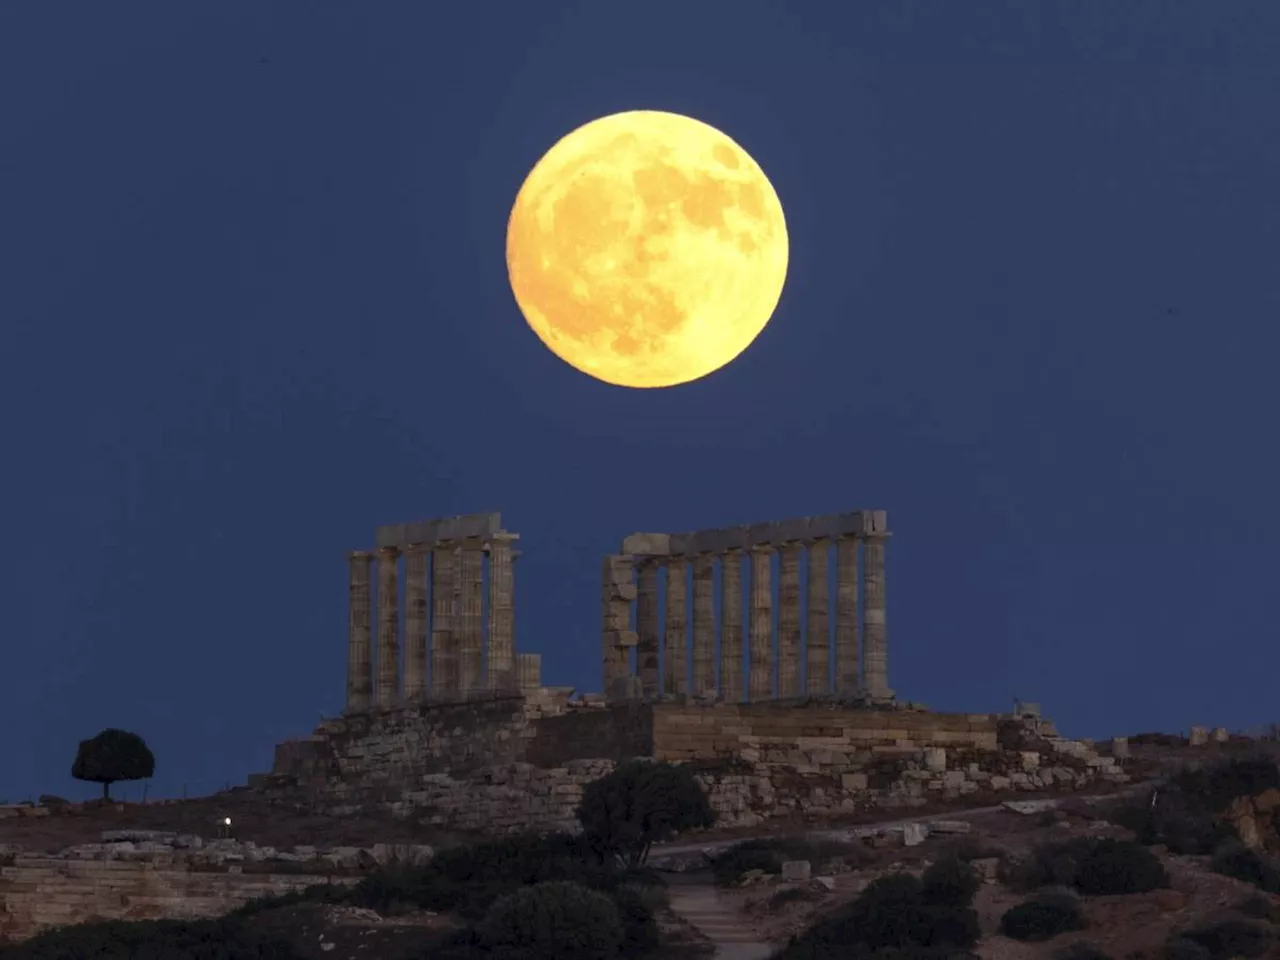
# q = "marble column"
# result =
<box><xmin>429</xmin><ymin>543</ymin><xmax>457</xmax><ymax>700</ymax></box>
<box><xmin>486</xmin><ymin>533</ymin><xmax>517</xmax><ymax>693</ymax></box>
<box><xmin>862</xmin><ymin>533</ymin><xmax>892</xmax><ymax>700</ymax></box>
<box><xmin>345</xmin><ymin>550</ymin><xmax>373</xmax><ymax>712</ymax></box>
<box><xmin>691</xmin><ymin>554</ymin><xmax>716</xmax><ymax>696</ymax></box>
<box><xmin>664</xmin><ymin>558</ymin><xmax>688</xmax><ymax>696</ymax></box>
<box><xmin>403</xmin><ymin>543</ymin><xmax>429</xmax><ymax>700</ymax></box>
<box><xmin>805</xmin><ymin>540</ymin><xmax>831</xmax><ymax>696</ymax></box>
<box><xmin>834</xmin><ymin>537</ymin><xmax>860</xmax><ymax>696</ymax></box>
<box><xmin>636</xmin><ymin>561</ymin><xmax>661</xmax><ymax>697</ymax></box>
<box><xmin>375</xmin><ymin>545</ymin><xmax>400</xmax><ymax>708</ymax></box>
<box><xmin>517</xmin><ymin>652</ymin><xmax>542</xmax><ymax>692</ymax></box>
<box><xmin>748</xmin><ymin>547</ymin><xmax>773</xmax><ymax>701</ymax></box>
<box><xmin>719</xmin><ymin>550</ymin><xmax>744</xmax><ymax>703</ymax></box>
<box><xmin>458</xmin><ymin>539</ymin><xmax>484</xmax><ymax>697</ymax></box>
<box><xmin>777</xmin><ymin>542</ymin><xmax>802</xmax><ymax>699</ymax></box>
<box><xmin>601</xmin><ymin>555</ymin><xmax>638</xmax><ymax>700</ymax></box>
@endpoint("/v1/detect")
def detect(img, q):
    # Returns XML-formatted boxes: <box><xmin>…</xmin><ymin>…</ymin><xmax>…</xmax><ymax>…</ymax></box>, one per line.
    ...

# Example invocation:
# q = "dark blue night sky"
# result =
<box><xmin>2</xmin><ymin>2</ymin><xmax>1277</xmax><ymax>801</ymax></box>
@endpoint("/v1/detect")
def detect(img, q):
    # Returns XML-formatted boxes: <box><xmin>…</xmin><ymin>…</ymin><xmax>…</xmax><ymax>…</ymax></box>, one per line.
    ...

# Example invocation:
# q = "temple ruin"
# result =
<box><xmin>344</xmin><ymin>508</ymin><xmax>891</xmax><ymax>713</ymax></box>
<box><xmin>344</xmin><ymin>512</ymin><xmax>541</xmax><ymax>712</ymax></box>
<box><xmin>602</xmin><ymin>510</ymin><xmax>892</xmax><ymax>704</ymax></box>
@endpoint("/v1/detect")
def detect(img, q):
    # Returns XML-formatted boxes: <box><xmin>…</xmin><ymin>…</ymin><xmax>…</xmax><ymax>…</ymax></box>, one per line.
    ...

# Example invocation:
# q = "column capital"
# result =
<box><xmin>376</xmin><ymin>544</ymin><xmax>401</xmax><ymax>557</ymax></box>
<box><xmin>748</xmin><ymin>543</ymin><xmax>774</xmax><ymax>555</ymax></box>
<box><xmin>403</xmin><ymin>541</ymin><xmax>429</xmax><ymax>556</ymax></box>
<box><xmin>348</xmin><ymin>549</ymin><xmax>373</xmax><ymax>561</ymax></box>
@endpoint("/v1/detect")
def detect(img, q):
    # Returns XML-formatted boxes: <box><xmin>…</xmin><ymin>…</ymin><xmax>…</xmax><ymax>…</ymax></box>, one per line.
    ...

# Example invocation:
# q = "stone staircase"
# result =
<box><xmin>665</xmin><ymin>876</ymin><xmax>774</xmax><ymax>960</ymax></box>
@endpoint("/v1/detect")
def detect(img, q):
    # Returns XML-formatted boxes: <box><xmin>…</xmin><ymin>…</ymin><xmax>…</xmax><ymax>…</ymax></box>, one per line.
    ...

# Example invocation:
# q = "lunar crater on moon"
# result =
<box><xmin>507</xmin><ymin>110</ymin><xmax>789</xmax><ymax>388</ymax></box>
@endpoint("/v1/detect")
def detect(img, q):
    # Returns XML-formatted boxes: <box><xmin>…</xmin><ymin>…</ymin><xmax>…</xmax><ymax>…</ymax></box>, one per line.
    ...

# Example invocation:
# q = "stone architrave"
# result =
<box><xmin>403</xmin><ymin>543</ymin><xmax>429</xmax><ymax>700</ymax></box>
<box><xmin>777</xmin><ymin>542</ymin><xmax>802</xmax><ymax>698</ymax></box>
<box><xmin>345</xmin><ymin>550</ymin><xmax>374</xmax><ymax>712</ymax></box>
<box><xmin>636</xmin><ymin>561</ymin><xmax>661</xmax><ymax>697</ymax></box>
<box><xmin>862</xmin><ymin>533</ymin><xmax>892</xmax><ymax>700</ymax></box>
<box><xmin>834</xmin><ymin>537</ymin><xmax>860</xmax><ymax>696</ymax></box>
<box><xmin>429</xmin><ymin>543</ymin><xmax>457</xmax><ymax>700</ymax></box>
<box><xmin>719</xmin><ymin>551</ymin><xmax>744</xmax><ymax>703</ymax></box>
<box><xmin>664</xmin><ymin>559</ymin><xmax>689</xmax><ymax>696</ymax></box>
<box><xmin>458</xmin><ymin>540</ymin><xmax>484</xmax><ymax>696</ymax></box>
<box><xmin>748</xmin><ymin>547</ymin><xmax>773</xmax><ymax>701</ymax></box>
<box><xmin>486</xmin><ymin>534</ymin><xmax>517</xmax><ymax>693</ymax></box>
<box><xmin>805</xmin><ymin>540</ymin><xmax>830</xmax><ymax>695</ymax></box>
<box><xmin>691</xmin><ymin>554</ymin><xmax>716</xmax><ymax>696</ymax></box>
<box><xmin>375</xmin><ymin>545</ymin><xmax>401</xmax><ymax>708</ymax></box>
<box><xmin>601</xmin><ymin>555</ymin><xmax>638</xmax><ymax>700</ymax></box>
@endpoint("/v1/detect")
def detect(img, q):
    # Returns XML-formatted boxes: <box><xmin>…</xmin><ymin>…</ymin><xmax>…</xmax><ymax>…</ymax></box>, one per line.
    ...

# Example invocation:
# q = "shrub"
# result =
<box><xmin>1010</xmin><ymin>838</ymin><xmax>1167</xmax><ymax>895</ymax></box>
<box><xmin>940</xmin><ymin>836</ymin><xmax>1005</xmax><ymax>863</ymax></box>
<box><xmin>921</xmin><ymin>856</ymin><xmax>981</xmax><ymax>908</ymax></box>
<box><xmin>999</xmin><ymin>894</ymin><xmax>1086</xmax><ymax>942</ymax></box>
<box><xmin>1211</xmin><ymin>840</ymin><xmax>1280</xmax><ymax>894</ymax></box>
<box><xmin>1054</xmin><ymin>944</ymin><xmax>1114</xmax><ymax>960</ymax></box>
<box><xmin>0</xmin><ymin>918</ymin><xmax>298</xmax><ymax>959</ymax></box>
<box><xmin>577</xmin><ymin>760</ymin><xmax>715</xmax><ymax>868</ymax></box>
<box><xmin>711</xmin><ymin>836</ymin><xmax>862</xmax><ymax>887</ymax></box>
<box><xmin>610</xmin><ymin>884</ymin><xmax>660</xmax><ymax>959</ymax></box>
<box><xmin>1234</xmin><ymin>892</ymin><xmax>1280</xmax><ymax>922</ymax></box>
<box><xmin>1162</xmin><ymin>939</ymin><xmax>1212</xmax><ymax>960</ymax></box>
<box><xmin>1073</xmin><ymin>839</ymin><xmax>1169</xmax><ymax>895</ymax></box>
<box><xmin>70</xmin><ymin>728</ymin><xmax>155</xmax><ymax>800</ymax></box>
<box><xmin>776</xmin><ymin>872</ymin><xmax>979</xmax><ymax>958</ymax></box>
<box><xmin>1178</xmin><ymin>918</ymin><xmax>1272</xmax><ymax>958</ymax></box>
<box><xmin>477</xmin><ymin>880</ymin><xmax>623</xmax><ymax>960</ymax></box>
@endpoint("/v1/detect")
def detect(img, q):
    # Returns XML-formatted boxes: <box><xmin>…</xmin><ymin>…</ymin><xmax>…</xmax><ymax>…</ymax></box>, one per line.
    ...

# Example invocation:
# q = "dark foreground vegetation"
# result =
<box><xmin>0</xmin><ymin>760</ymin><xmax>713</xmax><ymax>960</ymax></box>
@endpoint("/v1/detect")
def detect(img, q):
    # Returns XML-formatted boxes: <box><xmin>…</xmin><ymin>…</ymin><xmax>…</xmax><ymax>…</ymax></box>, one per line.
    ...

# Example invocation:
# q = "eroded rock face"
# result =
<box><xmin>1222</xmin><ymin>788</ymin><xmax>1280</xmax><ymax>850</ymax></box>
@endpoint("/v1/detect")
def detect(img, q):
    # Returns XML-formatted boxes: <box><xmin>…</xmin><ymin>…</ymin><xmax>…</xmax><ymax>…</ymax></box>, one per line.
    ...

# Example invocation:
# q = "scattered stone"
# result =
<box><xmin>781</xmin><ymin>860</ymin><xmax>811</xmax><ymax>882</ymax></box>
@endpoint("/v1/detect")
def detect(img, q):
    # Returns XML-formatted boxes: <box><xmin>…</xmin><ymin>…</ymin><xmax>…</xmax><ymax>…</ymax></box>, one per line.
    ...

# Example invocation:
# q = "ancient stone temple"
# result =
<box><xmin>601</xmin><ymin>510</ymin><xmax>892</xmax><ymax>704</ymax></box>
<box><xmin>344</xmin><ymin>512</ymin><xmax>540</xmax><ymax>712</ymax></box>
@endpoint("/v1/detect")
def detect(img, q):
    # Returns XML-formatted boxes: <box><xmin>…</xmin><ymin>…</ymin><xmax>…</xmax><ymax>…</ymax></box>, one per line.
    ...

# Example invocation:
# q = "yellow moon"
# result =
<box><xmin>506</xmin><ymin>110</ymin><xmax>788</xmax><ymax>388</ymax></box>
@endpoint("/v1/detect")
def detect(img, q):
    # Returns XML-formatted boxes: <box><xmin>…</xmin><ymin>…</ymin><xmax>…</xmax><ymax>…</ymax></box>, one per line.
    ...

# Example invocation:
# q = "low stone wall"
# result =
<box><xmin>0</xmin><ymin>830</ymin><xmax>376</xmax><ymax>943</ymax></box>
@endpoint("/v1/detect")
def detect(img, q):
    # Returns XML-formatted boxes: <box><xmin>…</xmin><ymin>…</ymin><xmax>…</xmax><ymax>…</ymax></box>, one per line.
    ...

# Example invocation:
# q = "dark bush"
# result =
<box><xmin>921</xmin><ymin>856</ymin><xmax>981</xmax><ymax>908</ymax></box>
<box><xmin>1162</xmin><ymin>939</ymin><xmax>1212</xmax><ymax>960</ymax></box>
<box><xmin>776</xmin><ymin>872</ymin><xmax>979</xmax><ymax>958</ymax></box>
<box><xmin>1211</xmin><ymin>840</ymin><xmax>1280</xmax><ymax>894</ymax></box>
<box><xmin>940</xmin><ymin>836</ymin><xmax>1006</xmax><ymax>863</ymax></box>
<box><xmin>1073</xmin><ymin>838</ymin><xmax>1169</xmax><ymax>895</ymax></box>
<box><xmin>1010</xmin><ymin>838</ymin><xmax>1167</xmax><ymax>895</ymax></box>
<box><xmin>1179</xmin><ymin>918</ymin><xmax>1272</xmax><ymax>958</ymax></box>
<box><xmin>0</xmin><ymin>917</ymin><xmax>298</xmax><ymax>960</ymax></box>
<box><xmin>477</xmin><ymin>880</ymin><xmax>623</xmax><ymax>960</ymax></box>
<box><xmin>610</xmin><ymin>884</ymin><xmax>660</xmax><ymax>959</ymax></box>
<box><xmin>999</xmin><ymin>894</ymin><xmax>1085</xmax><ymax>942</ymax></box>
<box><xmin>1054</xmin><ymin>944</ymin><xmax>1114</xmax><ymax>960</ymax></box>
<box><xmin>1234</xmin><ymin>892</ymin><xmax>1280</xmax><ymax>922</ymax></box>
<box><xmin>70</xmin><ymin>728</ymin><xmax>155</xmax><ymax>800</ymax></box>
<box><xmin>577</xmin><ymin>760</ymin><xmax>715</xmax><ymax>868</ymax></box>
<box><xmin>711</xmin><ymin>836</ymin><xmax>861</xmax><ymax>887</ymax></box>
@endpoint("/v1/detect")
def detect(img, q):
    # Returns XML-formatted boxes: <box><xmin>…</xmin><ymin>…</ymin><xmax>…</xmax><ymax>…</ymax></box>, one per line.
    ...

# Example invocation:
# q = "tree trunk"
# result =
<box><xmin>102</xmin><ymin>781</ymin><xmax>111</xmax><ymax>801</ymax></box>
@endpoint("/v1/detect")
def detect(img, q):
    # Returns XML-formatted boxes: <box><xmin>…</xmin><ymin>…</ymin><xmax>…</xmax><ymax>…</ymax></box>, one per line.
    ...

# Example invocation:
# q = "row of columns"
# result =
<box><xmin>346</xmin><ymin>532</ymin><xmax>537</xmax><ymax>712</ymax></box>
<box><xmin>602</xmin><ymin>534</ymin><xmax>890</xmax><ymax>703</ymax></box>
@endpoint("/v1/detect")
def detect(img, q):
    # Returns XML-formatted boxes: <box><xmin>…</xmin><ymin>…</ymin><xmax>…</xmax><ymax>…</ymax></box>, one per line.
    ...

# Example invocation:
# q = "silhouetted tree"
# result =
<box><xmin>71</xmin><ymin>728</ymin><xmax>155</xmax><ymax>800</ymax></box>
<box><xmin>576</xmin><ymin>760</ymin><xmax>714</xmax><ymax>868</ymax></box>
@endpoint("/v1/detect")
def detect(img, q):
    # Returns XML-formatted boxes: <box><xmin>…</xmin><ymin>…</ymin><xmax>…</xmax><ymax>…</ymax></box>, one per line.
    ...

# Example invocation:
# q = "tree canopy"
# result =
<box><xmin>71</xmin><ymin>728</ymin><xmax>155</xmax><ymax>800</ymax></box>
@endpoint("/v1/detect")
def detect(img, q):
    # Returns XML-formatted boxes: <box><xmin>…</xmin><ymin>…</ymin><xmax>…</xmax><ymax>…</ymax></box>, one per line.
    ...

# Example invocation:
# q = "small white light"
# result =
<box><xmin>224</xmin><ymin>817</ymin><xmax>232</xmax><ymax>826</ymax></box>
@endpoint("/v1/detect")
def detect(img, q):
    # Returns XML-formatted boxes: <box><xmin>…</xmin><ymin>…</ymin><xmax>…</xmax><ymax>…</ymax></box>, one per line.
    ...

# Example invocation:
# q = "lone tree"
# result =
<box><xmin>576</xmin><ymin>759</ymin><xmax>715</xmax><ymax>868</ymax></box>
<box><xmin>71</xmin><ymin>728</ymin><xmax>155</xmax><ymax>800</ymax></box>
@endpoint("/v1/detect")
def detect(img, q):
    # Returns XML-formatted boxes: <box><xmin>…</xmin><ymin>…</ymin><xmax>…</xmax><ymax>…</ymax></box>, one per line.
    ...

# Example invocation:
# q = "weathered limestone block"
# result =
<box><xmin>1189</xmin><ymin>725</ymin><xmax>1209</xmax><ymax>746</ymax></box>
<box><xmin>1111</xmin><ymin>736</ymin><xmax>1129</xmax><ymax>759</ymax></box>
<box><xmin>1211</xmin><ymin>726</ymin><xmax>1229</xmax><ymax>743</ymax></box>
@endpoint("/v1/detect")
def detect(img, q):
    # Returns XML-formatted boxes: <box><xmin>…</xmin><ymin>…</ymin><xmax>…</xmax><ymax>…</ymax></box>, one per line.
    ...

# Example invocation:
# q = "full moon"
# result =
<box><xmin>506</xmin><ymin>110</ymin><xmax>788</xmax><ymax>388</ymax></box>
